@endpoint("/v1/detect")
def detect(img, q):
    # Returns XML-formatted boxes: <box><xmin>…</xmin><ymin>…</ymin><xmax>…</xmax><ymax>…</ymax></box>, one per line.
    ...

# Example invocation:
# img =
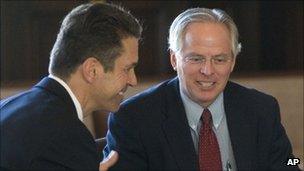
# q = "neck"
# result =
<box><xmin>67</xmin><ymin>74</ymin><xmax>95</xmax><ymax>118</ymax></box>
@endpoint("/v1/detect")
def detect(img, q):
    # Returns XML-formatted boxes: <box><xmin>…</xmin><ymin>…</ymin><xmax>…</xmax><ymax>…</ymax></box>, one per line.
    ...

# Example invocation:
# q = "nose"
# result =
<box><xmin>200</xmin><ymin>59</ymin><xmax>214</xmax><ymax>76</ymax></box>
<box><xmin>128</xmin><ymin>70</ymin><xmax>137</xmax><ymax>87</ymax></box>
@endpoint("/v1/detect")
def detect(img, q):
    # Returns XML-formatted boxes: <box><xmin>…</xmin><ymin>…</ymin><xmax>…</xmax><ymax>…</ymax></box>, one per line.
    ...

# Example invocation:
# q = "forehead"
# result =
<box><xmin>183</xmin><ymin>22</ymin><xmax>230</xmax><ymax>45</ymax></box>
<box><xmin>180</xmin><ymin>22</ymin><xmax>232</xmax><ymax>56</ymax></box>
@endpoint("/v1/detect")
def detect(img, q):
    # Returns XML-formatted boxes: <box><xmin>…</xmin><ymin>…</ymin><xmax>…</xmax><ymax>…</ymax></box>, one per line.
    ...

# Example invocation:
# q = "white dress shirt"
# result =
<box><xmin>180</xmin><ymin>87</ymin><xmax>237</xmax><ymax>171</ymax></box>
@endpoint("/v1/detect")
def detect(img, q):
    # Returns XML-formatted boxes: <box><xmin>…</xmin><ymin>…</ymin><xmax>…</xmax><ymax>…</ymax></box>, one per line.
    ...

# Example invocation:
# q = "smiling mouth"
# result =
<box><xmin>196</xmin><ymin>81</ymin><xmax>215</xmax><ymax>89</ymax></box>
<box><xmin>118</xmin><ymin>87</ymin><xmax>128</xmax><ymax>96</ymax></box>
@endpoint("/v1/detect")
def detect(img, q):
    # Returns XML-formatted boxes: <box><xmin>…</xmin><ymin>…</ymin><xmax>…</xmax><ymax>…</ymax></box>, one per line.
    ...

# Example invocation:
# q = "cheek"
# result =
<box><xmin>216</xmin><ymin>67</ymin><xmax>233</xmax><ymax>83</ymax></box>
<box><xmin>178</xmin><ymin>64</ymin><xmax>197</xmax><ymax>77</ymax></box>
<box><xmin>113</xmin><ymin>72</ymin><xmax>125</xmax><ymax>82</ymax></box>
<box><xmin>116</xmin><ymin>73</ymin><xmax>129</xmax><ymax>86</ymax></box>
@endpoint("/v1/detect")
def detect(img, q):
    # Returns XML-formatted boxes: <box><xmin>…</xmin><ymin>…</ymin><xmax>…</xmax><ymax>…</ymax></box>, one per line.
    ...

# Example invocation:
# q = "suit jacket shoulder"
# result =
<box><xmin>1</xmin><ymin>77</ymin><xmax>99</xmax><ymax>170</ymax></box>
<box><xmin>224</xmin><ymin>81</ymin><xmax>299</xmax><ymax>170</ymax></box>
<box><xmin>225</xmin><ymin>81</ymin><xmax>276</xmax><ymax>101</ymax></box>
<box><xmin>105</xmin><ymin>77</ymin><xmax>198</xmax><ymax>171</ymax></box>
<box><xmin>122</xmin><ymin>78</ymin><xmax>175</xmax><ymax>108</ymax></box>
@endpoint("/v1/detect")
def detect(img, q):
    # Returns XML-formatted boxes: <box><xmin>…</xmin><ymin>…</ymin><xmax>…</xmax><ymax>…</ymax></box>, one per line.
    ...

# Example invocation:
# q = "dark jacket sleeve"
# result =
<box><xmin>104</xmin><ymin>108</ymin><xmax>148</xmax><ymax>171</ymax></box>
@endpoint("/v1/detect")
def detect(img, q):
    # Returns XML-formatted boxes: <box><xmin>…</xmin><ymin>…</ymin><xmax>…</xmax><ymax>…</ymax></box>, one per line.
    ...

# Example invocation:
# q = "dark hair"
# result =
<box><xmin>48</xmin><ymin>2</ymin><xmax>142</xmax><ymax>79</ymax></box>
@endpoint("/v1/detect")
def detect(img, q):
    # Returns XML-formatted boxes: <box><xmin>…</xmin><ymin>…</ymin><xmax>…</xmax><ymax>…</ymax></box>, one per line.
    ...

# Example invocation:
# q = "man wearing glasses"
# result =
<box><xmin>104</xmin><ymin>7</ymin><xmax>299</xmax><ymax>171</ymax></box>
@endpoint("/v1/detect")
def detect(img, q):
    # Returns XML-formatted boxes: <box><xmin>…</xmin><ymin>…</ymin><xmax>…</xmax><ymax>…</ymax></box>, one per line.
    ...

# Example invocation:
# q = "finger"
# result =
<box><xmin>99</xmin><ymin>151</ymin><xmax>119</xmax><ymax>171</ymax></box>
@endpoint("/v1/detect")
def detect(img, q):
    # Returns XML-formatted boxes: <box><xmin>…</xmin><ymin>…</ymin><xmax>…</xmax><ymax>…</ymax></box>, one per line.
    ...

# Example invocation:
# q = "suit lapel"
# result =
<box><xmin>161</xmin><ymin>78</ymin><xmax>199</xmax><ymax>171</ymax></box>
<box><xmin>35</xmin><ymin>77</ymin><xmax>99</xmax><ymax>166</ymax></box>
<box><xmin>35</xmin><ymin>77</ymin><xmax>75</xmax><ymax>113</ymax></box>
<box><xmin>224</xmin><ymin>81</ymin><xmax>256</xmax><ymax>170</ymax></box>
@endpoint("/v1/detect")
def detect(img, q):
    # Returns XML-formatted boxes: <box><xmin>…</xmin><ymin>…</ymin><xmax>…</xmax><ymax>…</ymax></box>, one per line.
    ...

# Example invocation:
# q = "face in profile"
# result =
<box><xmin>171</xmin><ymin>22</ymin><xmax>235</xmax><ymax>107</ymax></box>
<box><xmin>94</xmin><ymin>37</ymin><xmax>139</xmax><ymax>112</ymax></box>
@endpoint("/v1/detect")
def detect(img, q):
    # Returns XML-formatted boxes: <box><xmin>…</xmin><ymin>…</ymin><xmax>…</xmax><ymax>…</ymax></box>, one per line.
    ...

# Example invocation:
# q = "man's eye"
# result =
<box><xmin>187</xmin><ymin>56</ymin><xmax>203</xmax><ymax>63</ymax></box>
<box><xmin>191</xmin><ymin>58</ymin><xmax>201</xmax><ymax>61</ymax></box>
<box><xmin>214</xmin><ymin>57</ymin><xmax>228</xmax><ymax>63</ymax></box>
<box><xmin>215</xmin><ymin>58</ymin><xmax>225</xmax><ymax>62</ymax></box>
<box><xmin>124</xmin><ymin>68</ymin><xmax>132</xmax><ymax>73</ymax></box>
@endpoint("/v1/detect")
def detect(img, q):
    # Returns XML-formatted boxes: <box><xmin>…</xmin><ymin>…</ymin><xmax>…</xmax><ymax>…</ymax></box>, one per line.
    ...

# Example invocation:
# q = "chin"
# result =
<box><xmin>100</xmin><ymin>103</ymin><xmax>120</xmax><ymax>113</ymax></box>
<box><xmin>109</xmin><ymin>105</ymin><xmax>120</xmax><ymax>113</ymax></box>
<box><xmin>198</xmin><ymin>96</ymin><xmax>216</xmax><ymax>105</ymax></box>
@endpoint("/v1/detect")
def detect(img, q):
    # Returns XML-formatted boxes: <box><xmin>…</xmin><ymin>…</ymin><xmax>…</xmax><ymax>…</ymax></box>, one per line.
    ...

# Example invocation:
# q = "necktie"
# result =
<box><xmin>199</xmin><ymin>109</ymin><xmax>222</xmax><ymax>171</ymax></box>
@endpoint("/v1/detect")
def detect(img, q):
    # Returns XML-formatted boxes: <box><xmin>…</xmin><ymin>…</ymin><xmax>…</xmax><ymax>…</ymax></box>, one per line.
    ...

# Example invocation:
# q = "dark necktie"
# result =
<box><xmin>199</xmin><ymin>109</ymin><xmax>222</xmax><ymax>171</ymax></box>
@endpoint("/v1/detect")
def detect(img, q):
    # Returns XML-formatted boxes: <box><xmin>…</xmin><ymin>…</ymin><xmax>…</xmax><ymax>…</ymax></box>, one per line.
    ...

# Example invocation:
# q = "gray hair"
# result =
<box><xmin>168</xmin><ymin>8</ymin><xmax>241</xmax><ymax>57</ymax></box>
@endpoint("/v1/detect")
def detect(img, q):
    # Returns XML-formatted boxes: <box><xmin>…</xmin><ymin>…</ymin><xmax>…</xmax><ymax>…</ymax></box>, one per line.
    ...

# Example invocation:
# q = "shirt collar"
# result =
<box><xmin>48</xmin><ymin>74</ymin><xmax>83</xmax><ymax>122</ymax></box>
<box><xmin>180</xmin><ymin>88</ymin><xmax>203</xmax><ymax>131</ymax></box>
<box><xmin>180</xmin><ymin>86</ymin><xmax>224</xmax><ymax>130</ymax></box>
<box><xmin>208</xmin><ymin>92</ymin><xmax>224</xmax><ymax>129</ymax></box>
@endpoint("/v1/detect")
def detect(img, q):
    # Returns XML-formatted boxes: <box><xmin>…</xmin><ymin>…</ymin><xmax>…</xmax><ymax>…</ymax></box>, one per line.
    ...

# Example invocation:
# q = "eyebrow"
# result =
<box><xmin>126</xmin><ymin>62</ymin><xmax>138</xmax><ymax>68</ymax></box>
<box><xmin>184</xmin><ymin>52</ymin><xmax>229</xmax><ymax>58</ymax></box>
<box><xmin>213</xmin><ymin>54</ymin><xmax>229</xmax><ymax>58</ymax></box>
<box><xmin>184</xmin><ymin>52</ymin><xmax>203</xmax><ymax>58</ymax></box>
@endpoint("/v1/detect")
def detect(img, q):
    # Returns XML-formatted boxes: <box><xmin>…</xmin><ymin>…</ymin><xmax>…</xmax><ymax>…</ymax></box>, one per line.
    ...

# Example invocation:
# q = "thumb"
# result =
<box><xmin>99</xmin><ymin>150</ymin><xmax>119</xmax><ymax>171</ymax></box>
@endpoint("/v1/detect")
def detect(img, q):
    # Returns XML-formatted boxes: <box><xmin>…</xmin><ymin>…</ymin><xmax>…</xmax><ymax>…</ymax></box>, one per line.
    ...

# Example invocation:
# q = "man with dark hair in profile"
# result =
<box><xmin>1</xmin><ymin>2</ymin><xmax>142</xmax><ymax>171</ymax></box>
<box><xmin>104</xmin><ymin>7</ymin><xmax>300</xmax><ymax>171</ymax></box>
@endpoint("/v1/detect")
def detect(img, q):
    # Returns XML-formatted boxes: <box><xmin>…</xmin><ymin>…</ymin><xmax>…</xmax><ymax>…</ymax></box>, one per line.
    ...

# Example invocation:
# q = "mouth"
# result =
<box><xmin>118</xmin><ymin>87</ymin><xmax>128</xmax><ymax>96</ymax></box>
<box><xmin>196</xmin><ymin>81</ymin><xmax>216</xmax><ymax>89</ymax></box>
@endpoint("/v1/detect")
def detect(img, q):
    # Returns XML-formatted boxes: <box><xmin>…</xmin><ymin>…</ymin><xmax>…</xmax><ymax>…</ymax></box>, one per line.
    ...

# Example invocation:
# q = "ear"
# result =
<box><xmin>81</xmin><ymin>57</ymin><xmax>104</xmax><ymax>83</ymax></box>
<box><xmin>170</xmin><ymin>50</ymin><xmax>177</xmax><ymax>71</ymax></box>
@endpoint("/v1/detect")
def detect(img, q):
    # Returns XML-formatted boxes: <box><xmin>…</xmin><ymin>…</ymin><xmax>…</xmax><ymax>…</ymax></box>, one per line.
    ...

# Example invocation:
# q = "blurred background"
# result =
<box><xmin>1</xmin><ymin>0</ymin><xmax>303</xmax><ymax>166</ymax></box>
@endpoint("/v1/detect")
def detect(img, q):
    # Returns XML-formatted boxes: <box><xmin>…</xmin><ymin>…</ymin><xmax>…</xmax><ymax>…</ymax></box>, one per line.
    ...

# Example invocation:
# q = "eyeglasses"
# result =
<box><xmin>183</xmin><ymin>55</ymin><xmax>233</xmax><ymax>66</ymax></box>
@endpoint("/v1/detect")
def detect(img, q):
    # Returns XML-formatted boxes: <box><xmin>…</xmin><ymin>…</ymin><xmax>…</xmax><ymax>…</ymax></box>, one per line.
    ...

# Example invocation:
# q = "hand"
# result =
<box><xmin>99</xmin><ymin>150</ymin><xmax>119</xmax><ymax>171</ymax></box>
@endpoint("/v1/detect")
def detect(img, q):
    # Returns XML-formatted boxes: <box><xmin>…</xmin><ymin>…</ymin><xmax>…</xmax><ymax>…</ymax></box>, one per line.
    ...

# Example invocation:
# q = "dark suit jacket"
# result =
<box><xmin>104</xmin><ymin>77</ymin><xmax>299</xmax><ymax>171</ymax></box>
<box><xmin>1</xmin><ymin>77</ymin><xmax>99</xmax><ymax>170</ymax></box>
